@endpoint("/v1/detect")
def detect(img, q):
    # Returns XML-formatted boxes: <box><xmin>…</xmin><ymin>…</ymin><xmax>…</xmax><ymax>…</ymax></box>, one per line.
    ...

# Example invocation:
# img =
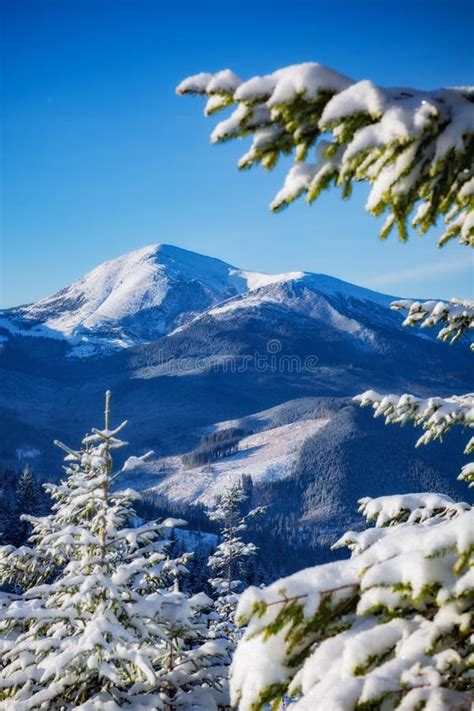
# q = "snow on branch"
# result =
<box><xmin>354</xmin><ymin>390</ymin><xmax>474</xmax><ymax>487</ymax></box>
<box><xmin>358</xmin><ymin>492</ymin><xmax>470</xmax><ymax>527</ymax></box>
<box><xmin>354</xmin><ymin>390</ymin><xmax>473</xmax><ymax>444</ymax></box>
<box><xmin>352</xmin><ymin>299</ymin><xmax>474</xmax><ymax>489</ymax></box>
<box><xmin>230</xmin><ymin>509</ymin><xmax>474</xmax><ymax>710</ymax></box>
<box><xmin>0</xmin><ymin>392</ymin><xmax>231</xmax><ymax>708</ymax></box>
<box><xmin>177</xmin><ymin>62</ymin><xmax>474</xmax><ymax>247</ymax></box>
<box><xmin>391</xmin><ymin>298</ymin><xmax>474</xmax><ymax>349</ymax></box>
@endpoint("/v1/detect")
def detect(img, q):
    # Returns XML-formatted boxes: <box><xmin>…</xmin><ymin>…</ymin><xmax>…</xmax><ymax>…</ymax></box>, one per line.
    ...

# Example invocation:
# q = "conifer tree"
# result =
<box><xmin>0</xmin><ymin>467</ymin><xmax>46</xmax><ymax>548</ymax></box>
<box><xmin>0</xmin><ymin>391</ymin><xmax>229</xmax><ymax>710</ymax></box>
<box><xmin>207</xmin><ymin>484</ymin><xmax>264</xmax><ymax>643</ymax></box>
<box><xmin>230</xmin><ymin>328</ymin><xmax>473</xmax><ymax>708</ymax></box>
<box><xmin>14</xmin><ymin>465</ymin><xmax>45</xmax><ymax>545</ymax></box>
<box><xmin>179</xmin><ymin>62</ymin><xmax>474</xmax><ymax>710</ymax></box>
<box><xmin>355</xmin><ymin>298</ymin><xmax>474</xmax><ymax>488</ymax></box>
<box><xmin>231</xmin><ymin>493</ymin><xmax>473</xmax><ymax>710</ymax></box>
<box><xmin>0</xmin><ymin>471</ymin><xmax>19</xmax><ymax>547</ymax></box>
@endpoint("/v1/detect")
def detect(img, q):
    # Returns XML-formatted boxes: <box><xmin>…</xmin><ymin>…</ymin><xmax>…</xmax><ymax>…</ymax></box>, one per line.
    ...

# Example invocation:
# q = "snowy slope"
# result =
<box><xmin>113</xmin><ymin>394</ymin><xmax>470</xmax><ymax>551</ymax></box>
<box><xmin>123</xmin><ymin>417</ymin><xmax>331</xmax><ymax>505</ymax></box>
<box><xmin>168</xmin><ymin>275</ymin><xmax>389</xmax><ymax>348</ymax></box>
<box><xmin>0</xmin><ymin>243</ymin><xmax>396</xmax><ymax>356</ymax></box>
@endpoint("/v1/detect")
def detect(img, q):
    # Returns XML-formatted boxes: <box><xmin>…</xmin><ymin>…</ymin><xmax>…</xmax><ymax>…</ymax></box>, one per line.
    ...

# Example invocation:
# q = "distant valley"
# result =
<box><xmin>1</xmin><ymin>244</ymin><xmax>471</xmax><ymax>566</ymax></box>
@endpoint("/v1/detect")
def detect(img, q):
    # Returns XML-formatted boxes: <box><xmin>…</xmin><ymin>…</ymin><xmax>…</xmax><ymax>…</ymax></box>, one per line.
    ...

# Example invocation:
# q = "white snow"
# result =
<box><xmin>3</xmin><ymin>244</ymin><xmax>306</xmax><ymax>353</ymax></box>
<box><xmin>233</xmin><ymin>62</ymin><xmax>353</xmax><ymax>105</ymax></box>
<box><xmin>358</xmin><ymin>492</ymin><xmax>467</xmax><ymax>527</ymax></box>
<box><xmin>355</xmin><ymin>390</ymin><xmax>474</xmax><ymax>457</ymax></box>
<box><xmin>1</xmin><ymin>243</ymin><xmax>404</xmax><ymax>356</ymax></box>
<box><xmin>121</xmin><ymin>451</ymin><xmax>155</xmax><ymax>474</ymax></box>
<box><xmin>231</xmin><ymin>269</ymin><xmax>306</xmax><ymax>292</ymax></box>
<box><xmin>140</xmin><ymin>417</ymin><xmax>331</xmax><ymax>505</ymax></box>
<box><xmin>230</xmin><ymin>508</ymin><xmax>474</xmax><ymax>710</ymax></box>
<box><xmin>167</xmin><ymin>271</ymin><xmax>392</xmax><ymax>345</ymax></box>
<box><xmin>321</xmin><ymin>80</ymin><xmax>386</xmax><ymax>124</ymax></box>
<box><xmin>206</xmin><ymin>69</ymin><xmax>241</xmax><ymax>94</ymax></box>
<box><xmin>433</xmin><ymin>101</ymin><xmax>474</xmax><ymax>162</ymax></box>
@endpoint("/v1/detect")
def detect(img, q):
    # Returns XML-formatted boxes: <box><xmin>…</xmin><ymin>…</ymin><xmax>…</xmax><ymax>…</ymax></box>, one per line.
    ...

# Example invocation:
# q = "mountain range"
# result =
<box><xmin>1</xmin><ymin>244</ymin><xmax>471</xmax><ymax>567</ymax></box>
<box><xmin>1</xmin><ymin>244</ymin><xmax>307</xmax><ymax>355</ymax></box>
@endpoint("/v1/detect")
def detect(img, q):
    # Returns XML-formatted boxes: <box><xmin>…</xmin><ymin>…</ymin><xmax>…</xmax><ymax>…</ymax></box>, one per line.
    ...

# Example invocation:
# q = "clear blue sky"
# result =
<box><xmin>2</xmin><ymin>0</ymin><xmax>473</xmax><ymax>308</ymax></box>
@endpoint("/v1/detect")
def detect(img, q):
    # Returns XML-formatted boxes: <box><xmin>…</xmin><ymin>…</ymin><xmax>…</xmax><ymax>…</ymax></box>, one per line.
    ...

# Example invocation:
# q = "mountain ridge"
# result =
<box><xmin>1</xmin><ymin>243</ymin><xmax>398</xmax><ymax>356</ymax></box>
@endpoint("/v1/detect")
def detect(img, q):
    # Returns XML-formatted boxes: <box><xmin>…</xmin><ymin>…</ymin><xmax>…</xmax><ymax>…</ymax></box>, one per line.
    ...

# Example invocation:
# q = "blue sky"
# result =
<box><xmin>2</xmin><ymin>0</ymin><xmax>473</xmax><ymax>308</ymax></box>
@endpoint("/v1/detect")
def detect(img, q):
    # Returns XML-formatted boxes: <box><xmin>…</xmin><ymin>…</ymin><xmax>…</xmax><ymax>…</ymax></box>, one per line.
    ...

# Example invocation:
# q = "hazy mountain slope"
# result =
<box><xmin>123</xmin><ymin>416</ymin><xmax>332</xmax><ymax>501</ymax></box>
<box><xmin>129</xmin><ymin>276</ymin><xmax>470</xmax><ymax>395</ymax></box>
<box><xmin>119</xmin><ymin>396</ymin><xmax>469</xmax><ymax>550</ymax></box>
<box><xmin>253</xmin><ymin>400</ymin><xmax>470</xmax><ymax>548</ymax></box>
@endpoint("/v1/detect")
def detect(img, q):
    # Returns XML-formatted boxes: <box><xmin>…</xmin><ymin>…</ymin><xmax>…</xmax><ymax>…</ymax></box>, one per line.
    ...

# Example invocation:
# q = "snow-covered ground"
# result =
<box><xmin>140</xmin><ymin>416</ymin><xmax>331</xmax><ymax>506</ymax></box>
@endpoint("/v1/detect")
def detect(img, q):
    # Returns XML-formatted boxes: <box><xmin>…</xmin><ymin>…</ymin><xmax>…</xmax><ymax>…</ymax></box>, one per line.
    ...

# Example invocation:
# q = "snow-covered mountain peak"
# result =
<box><xmin>0</xmin><ymin>243</ymin><xmax>396</xmax><ymax>355</ymax></box>
<box><xmin>18</xmin><ymin>243</ymin><xmax>238</xmax><ymax>331</ymax></box>
<box><xmin>1</xmin><ymin>244</ymin><xmax>305</xmax><ymax>351</ymax></box>
<box><xmin>172</xmin><ymin>270</ymin><xmax>394</xmax><ymax>330</ymax></box>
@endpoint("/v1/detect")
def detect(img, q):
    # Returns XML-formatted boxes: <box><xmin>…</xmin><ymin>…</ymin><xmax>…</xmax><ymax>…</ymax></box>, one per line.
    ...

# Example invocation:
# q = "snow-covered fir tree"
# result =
<box><xmin>14</xmin><ymin>465</ymin><xmax>45</xmax><ymax>545</ymax></box>
<box><xmin>228</xmin><ymin>302</ymin><xmax>474</xmax><ymax>711</ymax></box>
<box><xmin>229</xmin><ymin>309</ymin><xmax>473</xmax><ymax>709</ymax></box>
<box><xmin>207</xmin><ymin>484</ymin><xmax>264</xmax><ymax>643</ymax></box>
<box><xmin>231</xmin><ymin>492</ymin><xmax>472</xmax><ymax>710</ymax></box>
<box><xmin>0</xmin><ymin>467</ymin><xmax>46</xmax><ymax>548</ymax></box>
<box><xmin>179</xmin><ymin>62</ymin><xmax>473</xmax><ymax>709</ymax></box>
<box><xmin>0</xmin><ymin>391</ymin><xmax>229</xmax><ymax>710</ymax></box>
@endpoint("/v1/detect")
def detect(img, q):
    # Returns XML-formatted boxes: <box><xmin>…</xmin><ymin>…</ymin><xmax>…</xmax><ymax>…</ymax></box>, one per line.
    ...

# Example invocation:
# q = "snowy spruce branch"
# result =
<box><xmin>177</xmin><ymin>59</ymin><xmax>474</xmax><ymax>711</ymax></box>
<box><xmin>177</xmin><ymin>63</ymin><xmax>474</xmax><ymax>247</ymax></box>
<box><xmin>231</xmin><ymin>501</ymin><xmax>473</xmax><ymax>711</ymax></box>
<box><xmin>355</xmin><ymin>390</ymin><xmax>474</xmax><ymax>487</ymax></box>
<box><xmin>391</xmin><ymin>298</ymin><xmax>474</xmax><ymax>349</ymax></box>
<box><xmin>355</xmin><ymin>297</ymin><xmax>474</xmax><ymax>487</ymax></box>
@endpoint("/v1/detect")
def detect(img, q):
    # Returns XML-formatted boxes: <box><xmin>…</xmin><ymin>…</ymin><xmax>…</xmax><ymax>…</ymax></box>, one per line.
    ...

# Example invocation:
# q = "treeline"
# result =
<box><xmin>0</xmin><ymin>467</ymin><xmax>50</xmax><ymax>546</ymax></box>
<box><xmin>136</xmin><ymin>477</ymin><xmax>319</xmax><ymax>586</ymax></box>
<box><xmin>182</xmin><ymin>427</ymin><xmax>251</xmax><ymax>467</ymax></box>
